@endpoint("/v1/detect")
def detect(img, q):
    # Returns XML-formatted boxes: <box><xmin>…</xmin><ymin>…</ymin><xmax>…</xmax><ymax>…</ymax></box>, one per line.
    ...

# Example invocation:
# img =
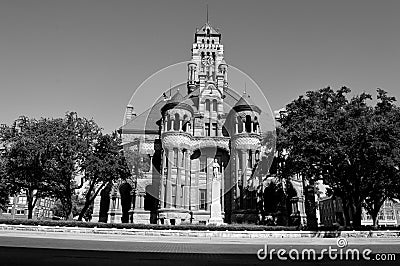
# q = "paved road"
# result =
<box><xmin>1</xmin><ymin>231</ymin><xmax>400</xmax><ymax>266</ymax></box>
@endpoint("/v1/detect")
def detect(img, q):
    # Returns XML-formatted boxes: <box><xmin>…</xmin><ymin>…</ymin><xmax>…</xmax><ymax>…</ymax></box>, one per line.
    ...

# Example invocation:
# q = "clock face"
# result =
<box><xmin>202</xmin><ymin>56</ymin><xmax>214</xmax><ymax>66</ymax></box>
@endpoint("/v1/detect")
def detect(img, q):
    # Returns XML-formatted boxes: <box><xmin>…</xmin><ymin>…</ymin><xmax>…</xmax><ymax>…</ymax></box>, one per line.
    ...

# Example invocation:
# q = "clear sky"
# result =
<box><xmin>1</xmin><ymin>0</ymin><xmax>399</xmax><ymax>133</ymax></box>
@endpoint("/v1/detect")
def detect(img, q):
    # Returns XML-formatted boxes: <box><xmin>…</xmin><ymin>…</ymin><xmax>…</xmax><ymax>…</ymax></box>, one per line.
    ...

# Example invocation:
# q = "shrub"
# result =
<box><xmin>0</xmin><ymin>218</ymin><xmax>300</xmax><ymax>231</ymax></box>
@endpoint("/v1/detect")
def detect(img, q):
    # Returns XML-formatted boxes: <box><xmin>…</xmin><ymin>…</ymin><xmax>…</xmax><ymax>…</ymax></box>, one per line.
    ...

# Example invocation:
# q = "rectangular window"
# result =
<box><xmin>248</xmin><ymin>150</ymin><xmax>253</xmax><ymax>168</ymax></box>
<box><xmin>199</xmin><ymin>189</ymin><xmax>207</xmax><ymax>210</ymax></box>
<box><xmin>205</xmin><ymin>123</ymin><xmax>210</xmax><ymax>136</ymax></box>
<box><xmin>212</xmin><ymin>123</ymin><xmax>218</xmax><ymax>137</ymax></box>
<box><xmin>171</xmin><ymin>185</ymin><xmax>177</xmax><ymax>208</ymax></box>
<box><xmin>18</xmin><ymin>197</ymin><xmax>27</xmax><ymax>204</ymax></box>
<box><xmin>181</xmin><ymin>150</ymin><xmax>185</xmax><ymax>167</ymax></box>
<box><xmin>200</xmin><ymin>156</ymin><xmax>207</xmax><ymax>173</ymax></box>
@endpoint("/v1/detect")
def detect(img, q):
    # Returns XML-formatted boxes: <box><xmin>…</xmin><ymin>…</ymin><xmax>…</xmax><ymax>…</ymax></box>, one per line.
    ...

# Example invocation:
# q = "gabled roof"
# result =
<box><xmin>121</xmin><ymin>101</ymin><xmax>164</xmax><ymax>133</ymax></box>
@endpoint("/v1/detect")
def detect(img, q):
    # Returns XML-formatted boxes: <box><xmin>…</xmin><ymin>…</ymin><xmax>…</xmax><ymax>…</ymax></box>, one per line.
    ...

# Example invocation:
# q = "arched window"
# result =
<box><xmin>212</xmin><ymin>40</ymin><xmax>214</xmax><ymax>44</ymax></box>
<box><xmin>205</xmin><ymin>100</ymin><xmax>211</xmax><ymax>111</ymax></box>
<box><xmin>207</xmin><ymin>29</ymin><xmax>210</xmax><ymax>35</ymax></box>
<box><xmin>248</xmin><ymin>150</ymin><xmax>253</xmax><ymax>168</ymax></box>
<box><xmin>245</xmin><ymin>115</ymin><xmax>252</xmax><ymax>133</ymax></box>
<box><xmin>167</xmin><ymin>117</ymin><xmax>171</xmax><ymax>131</ymax></box>
<box><xmin>237</xmin><ymin>117</ymin><xmax>243</xmax><ymax>133</ymax></box>
<box><xmin>182</xmin><ymin>115</ymin><xmax>188</xmax><ymax>132</ymax></box>
<box><xmin>253</xmin><ymin>116</ymin><xmax>258</xmax><ymax>132</ymax></box>
<box><xmin>173</xmin><ymin>113</ymin><xmax>180</xmax><ymax>131</ymax></box>
<box><xmin>207</xmin><ymin>39</ymin><xmax>210</xmax><ymax>44</ymax></box>
<box><xmin>202</xmin><ymin>39</ymin><xmax>204</xmax><ymax>44</ymax></box>
<box><xmin>212</xmin><ymin>99</ymin><xmax>218</xmax><ymax>112</ymax></box>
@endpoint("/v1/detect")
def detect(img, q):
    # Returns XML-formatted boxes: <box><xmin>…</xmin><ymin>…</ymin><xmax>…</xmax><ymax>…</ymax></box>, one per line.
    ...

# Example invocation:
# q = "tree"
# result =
<box><xmin>2</xmin><ymin>116</ymin><xmax>58</xmax><ymax>218</ymax></box>
<box><xmin>77</xmin><ymin>133</ymin><xmax>131</xmax><ymax>221</ymax></box>
<box><xmin>0</xmin><ymin>158</ymin><xmax>11</xmax><ymax>211</ymax></box>
<box><xmin>123</xmin><ymin>138</ymin><xmax>151</xmax><ymax>180</ymax></box>
<box><xmin>46</xmin><ymin>112</ymin><xmax>102</xmax><ymax>219</ymax></box>
<box><xmin>277</xmin><ymin>87</ymin><xmax>400</xmax><ymax>228</ymax></box>
<box><xmin>361</xmin><ymin>89</ymin><xmax>400</xmax><ymax>227</ymax></box>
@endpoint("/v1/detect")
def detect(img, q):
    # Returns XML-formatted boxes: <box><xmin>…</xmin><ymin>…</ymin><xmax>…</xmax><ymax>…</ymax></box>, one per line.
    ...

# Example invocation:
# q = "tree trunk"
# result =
<box><xmin>27</xmin><ymin>200</ymin><xmax>34</xmax><ymax>219</ymax></box>
<box><xmin>61</xmin><ymin>197</ymin><xmax>73</xmax><ymax>220</ymax></box>
<box><xmin>78</xmin><ymin>182</ymin><xmax>104</xmax><ymax>221</ymax></box>
<box><xmin>371</xmin><ymin>212</ymin><xmax>379</xmax><ymax>228</ymax></box>
<box><xmin>78</xmin><ymin>197</ymin><xmax>91</xmax><ymax>221</ymax></box>
<box><xmin>26</xmin><ymin>189</ymin><xmax>34</xmax><ymax>219</ymax></box>
<box><xmin>352</xmin><ymin>202</ymin><xmax>363</xmax><ymax>228</ymax></box>
<box><xmin>341</xmin><ymin>197</ymin><xmax>351</xmax><ymax>227</ymax></box>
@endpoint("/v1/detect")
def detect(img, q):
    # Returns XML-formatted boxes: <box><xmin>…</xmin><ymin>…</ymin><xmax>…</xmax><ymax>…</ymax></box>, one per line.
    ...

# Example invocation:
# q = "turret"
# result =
<box><xmin>232</xmin><ymin>93</ymin><xmax>261</xmax><ymax>135</ymax></box>
<box><xmin>161</xmin><ymin>91</ymin><xmax>193</xmax><ymax>134</ymax></box>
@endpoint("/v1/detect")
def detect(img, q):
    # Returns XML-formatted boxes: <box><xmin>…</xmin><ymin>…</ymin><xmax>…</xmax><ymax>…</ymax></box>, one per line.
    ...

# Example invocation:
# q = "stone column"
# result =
<box><xmin>134</xmin><ymin>189</ymin><xmax>141</xmax><ymax>209</ymax></box>
<box><xmin>179</xmin><ymin>120</ymin><xmax>183</xmax><ymax>132</ymax></box>
<box><xmin>176</xmin><ymin>149</ymin><xmax>182</xmax><ymax>208</ymax></box>
<box><xmin>148</xmin><ymin>154</ymin><xmax>153</xmax><ymax>175</ymax></box>
<box><xmin>252</xmin><ymin>149</ymin><xmax>256</xmax><ymax>168</ymax></box>
<box><xmin>108</xmin><ymin>191</ymin><xmax>122</xmax><ymax>224</ymax></box>
<box><xmin>160</xmin><ymin>150</ymin><xmax>166</xmax><ymax>208</ymax></box>
<box><xmin>221</xmin><ymin>163</ymin><xmax>225</xmax><ymax>212</ymax></box>
<box><xmin>128</xmin><ymin>190</ymin><xmax>135</xmax><ymax>222</ymax></box>
<box><xmin>206</xmin><ymin>157</ymin><xmax>213</xmax><ymax>211</ymax></box>
<box><xmin>235</xmin><ymin>150</ymin><xmax>240</xmax><ymax>209</ymax></box>
<box><xmin>184</xmin><ymin>150</ymin><xmax>191</xmax><ymax>209</ymax></box>
<box><xmin>140</xmin><ymin>192</ymin><xmax>145</xmax><ymax>209</ymax></box>
<box><xmin>191</xmin><ymin>158</ymin><xmax>199</xmax><ymax>211</ymax></box>
<box><xmin>241</xmin><ymin>150</ymin><xmax>247</xmax><ymax>209</ymax></box>
<box><xmin>165</xmin><ymin>149</ymin><xmax>173</xmax><ymax>208</ymax></box>
<box><xmin>170</xmin><ymin>120</ymin><xmax>174</xmax><ymax>131</ymax></box>
<box><xmin>235</xmin><ymin>123</ymin><xmax>238</xmax><ymax>134</ymax></box>
<box><xmin>91</xmin><ymin>194</ymin><xmax>102</xmax><ymax>222</ymax></box>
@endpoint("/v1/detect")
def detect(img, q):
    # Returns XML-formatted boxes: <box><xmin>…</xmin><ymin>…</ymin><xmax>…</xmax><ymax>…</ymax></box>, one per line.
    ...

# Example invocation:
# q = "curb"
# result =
<box><xmin>1</xmin><ymin>224</ymin><xmax>400</xmax><ymax>238</ymax></box>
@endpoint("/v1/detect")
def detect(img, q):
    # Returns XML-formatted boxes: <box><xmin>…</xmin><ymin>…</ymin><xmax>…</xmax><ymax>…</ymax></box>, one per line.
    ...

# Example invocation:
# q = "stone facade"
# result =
<box><xmin>91</xmin><ymin>21</ymin><xmax>306</xmax><ymax>225</ymax></box>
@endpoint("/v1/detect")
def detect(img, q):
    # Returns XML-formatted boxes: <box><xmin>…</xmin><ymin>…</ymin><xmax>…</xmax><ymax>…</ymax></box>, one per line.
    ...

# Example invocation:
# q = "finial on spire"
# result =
<box><xmin>206</xmin><ymin>4</ymin><xmax>209</xmax><ymax>24</ymax></box>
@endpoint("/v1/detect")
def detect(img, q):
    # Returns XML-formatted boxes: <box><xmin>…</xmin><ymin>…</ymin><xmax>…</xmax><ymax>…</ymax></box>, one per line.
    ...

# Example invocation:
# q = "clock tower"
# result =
<box><xmin>187</xmin><ymin>22</ymin><xmax>228</xmax><ymax>96</ymax></box>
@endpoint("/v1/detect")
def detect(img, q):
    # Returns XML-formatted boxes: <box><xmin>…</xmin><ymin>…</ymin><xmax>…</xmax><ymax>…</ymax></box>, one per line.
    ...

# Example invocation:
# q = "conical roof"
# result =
<box><xmin>196</xmin><ymin>22</ymin><xmax>220</xmax><ymax>35</ymax></box>
<box><xmin>233</xmin><ymin>93</ymin><xmax>261</xmax><ymax>114</ymax></box>
<box><xmin>161</xmin><ymin>90</ymin><xmax>193</xmax><ymax>114</ymax></box>
<box><xmin>169</xmin><ymin>91</ymin><xmax>184</xmax><ymax>103</ymax></box>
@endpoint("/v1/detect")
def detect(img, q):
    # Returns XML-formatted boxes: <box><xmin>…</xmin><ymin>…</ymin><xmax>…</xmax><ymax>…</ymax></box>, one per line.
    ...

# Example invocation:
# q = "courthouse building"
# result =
<box><xmin>92</xmin><ymin>21</ymin><xmax>306</xmax><ymax>225</ymax></box>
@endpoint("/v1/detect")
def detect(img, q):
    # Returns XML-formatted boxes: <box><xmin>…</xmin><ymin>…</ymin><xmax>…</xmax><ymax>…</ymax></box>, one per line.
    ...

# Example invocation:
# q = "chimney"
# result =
<box><xmin>125</xmin><ymin>104</ymin><xmax>136</xmax><ymax>122</ymax></box>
